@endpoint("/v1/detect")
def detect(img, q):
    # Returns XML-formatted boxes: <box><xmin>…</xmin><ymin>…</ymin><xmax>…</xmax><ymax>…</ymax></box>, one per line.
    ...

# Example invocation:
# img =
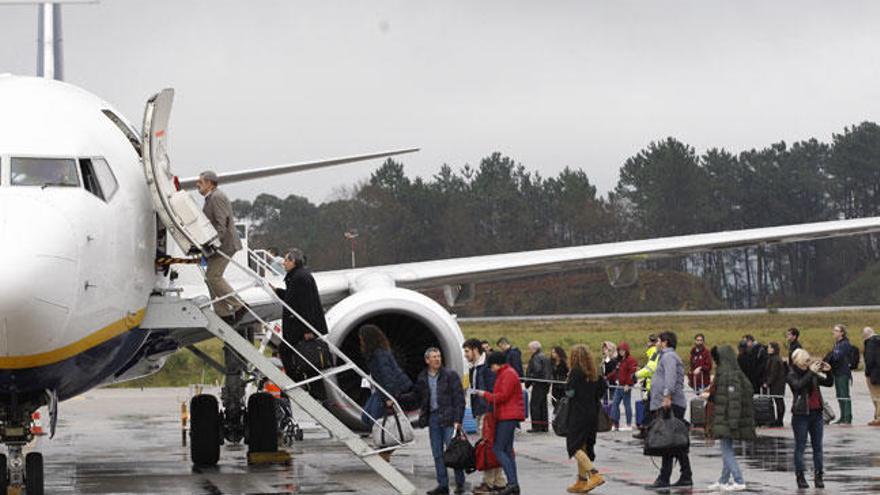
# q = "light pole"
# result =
<box><xmin>344</xmin><ymin>230</ymin><xmax>359</xmax><ymax>268</ymax></box>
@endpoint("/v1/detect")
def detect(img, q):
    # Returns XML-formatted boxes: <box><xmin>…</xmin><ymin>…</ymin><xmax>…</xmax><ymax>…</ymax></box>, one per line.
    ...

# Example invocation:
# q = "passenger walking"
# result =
<box><xmin>600</xmin><ymin>341</ymin><xmax>619</xmax><ymax>405</ymax></box>
<box><xmin>564</xmin><ymin>345</ymin><xmax>607</xmax><ymax>494</ymax></box>
<box><xmin>610</xmin><ymin>342</ymin><xmax>637</xmax><ymax>431</ymax></box>
<box><xmin>462</xmin><ymin>339</ymin><xmax>506</xmax><ymax>493</ymax></box>
<box><xmin>786</xmin><ymin>327</ymin><xmax>803</xmax><ymax>363</ymax></box>
<box><xmin>359</xmin><ymin>325</ymin><xmax>413</xmax><ymax>428</ymax></box>
<box><xmin>648</xmin><ymin>331</ymin><xmax>692</xmax><ymax>489</ymax></box>
<box><xmin>688</xmin><ymin>333</ymin><xmax>712</xmax><ymax>391</ymax></box>
<box><xmin>827</xmin><ymin>324</ymin><xmax>854</xmax><ymax>424</ymax></box>
<box><xmin>526</xmin><ymin>341</ymin><xmax>552</xmax><ymax>432</ymax></box>
<box><xmin>415</xmin><ymin>348</ymin><xmax>466</xmax><ymax>495</ymax></box>
<box><xmin>788</xmin><ymin>348</ymin><xmax>833</xmax><ymax>489</ymax></box>
<box><xmin>196</xmin><ymin>171</ymin><xmax>245</xmax><ymax>323</ymax></box>
<box><xmin>496</xmin><ymin>337</ymin><xmax>525</xmax><ymax>378</ymax></box>
<box><xmin>765</xmin><ymin>342</ymin><xmax>787</xmax><ymax>427</ymax></box>
<box><xmin>273</xmin><ymin>248</ymin><xmax>329</xmax><ymax>398</ymax></box>
<box><xmin>474</xmin><ymin>352</ymin><xmax>525</xmax><ymax>495</ymax></box>
<box><xmin>550</xmin><ymin>346</ymin><xmax>569</xmax><ymax>406</ymax></box>
<box><xmin>704</xmin><ymin>345</ymin><xmax>756</xmax><ymax>492</ymax></box>
<box><xmin>863</xmin><ymin>327</ymin><xmax>880</xmax><ymax>426</ymax></box>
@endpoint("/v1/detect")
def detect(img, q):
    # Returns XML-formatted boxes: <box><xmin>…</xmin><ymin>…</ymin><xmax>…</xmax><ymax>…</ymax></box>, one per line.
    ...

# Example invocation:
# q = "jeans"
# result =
<box><xmin>429</xmin><ymin>414</ymin><xmax>465</xmax><ymax>488</ymax></box>
<box><xmin>791</xmin><ymin>410</ymin><xmax>824</xmax><ymax>474</ymax></box>
<box><xmin>719</xmin><ymin>438</ymin><xmax>743</xmax><ymax>484</ymax></box>
<box><xmin>494</xmin><ymin>420</ymin><xmax>519</xmax><ymax>487</ymax></box>
<box><xmin>610</xmin><ymin>387</ymin><xmax>632</xmax><ymax>425</ymax></box>
<box><xmin>835</xmin><ymin>374</ymin><xmax>852</xmax><ymax>423</ymax></box>
<box><xmin>656</xmin><ymin>405</ymin><xmax>692</xmax><ymax>483</ymax></box>
<box><xmin>361</xmin><ymin>391</ymin><xmax>385</xmax><ymax>427</ymax></box>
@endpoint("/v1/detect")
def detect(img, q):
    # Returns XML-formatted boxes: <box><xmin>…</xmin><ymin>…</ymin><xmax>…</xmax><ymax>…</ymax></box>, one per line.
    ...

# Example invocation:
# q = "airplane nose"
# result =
<box><xmin>0</xmin><ymin>193</ymin><xmax>79</xmax><ymax>355</ymax></box>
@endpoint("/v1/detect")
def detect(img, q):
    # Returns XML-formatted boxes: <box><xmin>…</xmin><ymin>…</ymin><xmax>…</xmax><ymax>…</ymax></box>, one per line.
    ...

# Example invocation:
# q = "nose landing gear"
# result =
<box><xmin>2</xmin><ymin>438</ymin><xmax>43</xmax><ymax>495</ymax></box>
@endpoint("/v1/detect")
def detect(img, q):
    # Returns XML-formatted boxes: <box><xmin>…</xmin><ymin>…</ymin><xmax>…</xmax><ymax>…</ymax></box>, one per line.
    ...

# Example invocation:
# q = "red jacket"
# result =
<box><xmin>484</xmin><ymin>364</ymin><xmax>525</xmax><ymax>421</ymax></box>
<box><xmin>689</xmin><ymin>345</ymin><xmax>713</xmax><ymax>389</ymax></box>
<box><xmin>615</xmin><ymin>354</ymin><xmax>638</xmax><ymax>386</ymax></box>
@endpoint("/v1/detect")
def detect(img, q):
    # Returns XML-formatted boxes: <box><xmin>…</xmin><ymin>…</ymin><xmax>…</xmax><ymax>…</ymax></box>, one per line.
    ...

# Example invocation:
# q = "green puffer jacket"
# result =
<box><xmin>708</xmin><ymin>345</ymin><xmax>757</xmax><ymax>441</ymax></box>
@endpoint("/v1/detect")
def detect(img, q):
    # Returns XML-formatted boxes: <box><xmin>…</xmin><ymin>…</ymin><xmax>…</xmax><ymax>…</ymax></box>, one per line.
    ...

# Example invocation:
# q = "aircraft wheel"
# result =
<box><xmin>190</xmin><ymin>394</ymin><xmax>221</xmax><ymax>466</ymax></box>
<box><xmin>24</xmin><ymin>452</ymin><xmax>43</xmax><ymax>495</ymax></box>
<box><xmin>246</xmin><ymin>392</ymin><xmax>278</xmax><ymax>453</ymax></box>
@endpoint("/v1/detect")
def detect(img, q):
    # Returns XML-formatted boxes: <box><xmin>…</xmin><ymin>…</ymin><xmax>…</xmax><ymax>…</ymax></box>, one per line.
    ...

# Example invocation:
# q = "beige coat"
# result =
<box><xmin>202</xmin><ymin>188</ymin><xmax>242</xmax><ymax>256</ymax></box>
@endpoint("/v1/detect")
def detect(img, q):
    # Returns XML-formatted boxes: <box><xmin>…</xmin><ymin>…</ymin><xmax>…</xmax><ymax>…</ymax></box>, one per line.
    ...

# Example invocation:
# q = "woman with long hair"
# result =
<box><xmin>358</xmin><ymin>324</ymin><xmax>413</xmax><ymax>428</ymax></box>
<box><xmin>565</xmin><ymin>344</ymin><xmax>607</xmax><ymax>493</ymax></box>
<box><xmin>551</xmin><ymin>346</ymin><xmax>569</xmax><ymax>405</ymax></box>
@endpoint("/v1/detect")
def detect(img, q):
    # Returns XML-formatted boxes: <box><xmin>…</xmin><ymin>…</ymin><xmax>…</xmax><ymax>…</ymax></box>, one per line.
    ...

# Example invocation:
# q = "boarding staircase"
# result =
<box><xmin>140</xmin><ymin>88</ymin><xmax>417</xmax><ymax>495</ymax></box>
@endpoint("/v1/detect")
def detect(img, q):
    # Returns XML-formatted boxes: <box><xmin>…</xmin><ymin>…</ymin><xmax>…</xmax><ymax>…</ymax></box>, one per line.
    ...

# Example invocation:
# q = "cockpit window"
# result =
<box><xmin>10</xmin><ymin>158</ymin><xmax>79</xmax><ymax>187</ymax></box>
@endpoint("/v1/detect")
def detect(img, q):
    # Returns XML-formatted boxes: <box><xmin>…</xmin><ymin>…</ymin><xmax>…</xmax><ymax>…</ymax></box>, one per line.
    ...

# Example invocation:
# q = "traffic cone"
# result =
<box><xmin>31</xmin><ymin>411</ymin><xmax>45</xmax><ymax>436</ymax></box>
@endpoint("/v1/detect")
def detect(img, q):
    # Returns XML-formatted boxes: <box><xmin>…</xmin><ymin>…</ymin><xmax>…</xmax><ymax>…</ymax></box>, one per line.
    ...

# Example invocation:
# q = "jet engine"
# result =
<box><xmin>322</xmin><ymin>286</ymin><xmax>465</xmax><ymax>429</ymax></box>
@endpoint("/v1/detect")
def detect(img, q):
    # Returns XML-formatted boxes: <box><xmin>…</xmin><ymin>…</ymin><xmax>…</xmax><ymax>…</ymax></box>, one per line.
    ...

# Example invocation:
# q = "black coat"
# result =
<box><xmin>765</xmin><ymin>354</ymin><xmax>787</xmax><ymax>395</ymax></box>
<box><xmin>526</xmin><ymin>350</ymin><xmax>552</xmax><ymax>388</ymax></box>
<box><xmin>786</xmin><ymin>366</ymin><xmax>833</xmax><ymax>416</ymax></box>
<box><xmin>275</xmin><ymin>266</ymin><xmax>328</xmax><ymax>344</ymax></box>
<box><xmin>865</xmin><ymin>335</ymin><xmax>880</xmax><ymax>385</ymax></box>
<box><xmin>788</xmin><ymin>340</ymin><xmax>803</xmax><ymax>363</ymax></box>
<box><xmin>415</xmin><ymin>367</ymin><xmax>465</xmax><ymax>428</ymax></box>
<box><xmin>551</xmin><ymin>362</ymin><xmax>569</xmax><ymax>402</ymax></box>
<box><xmin>565</xmin><ymin>368</ymin><xmax>607</xmax><ymax>458</ymax></box>
<box><xmin>504</xmin><ymin>347</ymin><xmax>524</xmax><ymax>377</ymax></box>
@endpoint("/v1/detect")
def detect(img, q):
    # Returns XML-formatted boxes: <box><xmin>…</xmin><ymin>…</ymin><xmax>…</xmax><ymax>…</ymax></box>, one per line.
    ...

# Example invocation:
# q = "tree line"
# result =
<box><xmin>232</xmin><ymin>121</ymin><xmax>880</xmax><ymax>309</ymax></box>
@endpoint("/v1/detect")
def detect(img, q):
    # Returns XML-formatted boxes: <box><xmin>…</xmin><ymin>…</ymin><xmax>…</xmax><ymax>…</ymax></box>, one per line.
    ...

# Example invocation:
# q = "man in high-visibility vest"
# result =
<box><xmin>633</xmin><ymin>334</ymin><xmax>661</xmax><ymax>439</ymax></box>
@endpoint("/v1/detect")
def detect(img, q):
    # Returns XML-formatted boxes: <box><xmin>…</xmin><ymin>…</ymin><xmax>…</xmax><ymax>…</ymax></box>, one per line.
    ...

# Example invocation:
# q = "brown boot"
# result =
<box><xmin>567</xmin><ymin>477</ymin><xmax>591</xmax><ymax>493</ymax></box>
<box><xmin>584</xmin><ymin>473</ymin><xmax>605</xmax><ymax>492</ymax></box>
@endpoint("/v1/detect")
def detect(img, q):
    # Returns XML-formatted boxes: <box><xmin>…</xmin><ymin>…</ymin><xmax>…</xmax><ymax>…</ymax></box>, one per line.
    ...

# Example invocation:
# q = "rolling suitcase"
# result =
<box><xmin>522</xmin><ymin>389</ymin><xmax>530</xmax><ymax>419</ymax></box>
<box><xmin>753</xmin><ymin>387</ymin><xmax>775</xmax><ymax>427</ymax></box>
<box><xmin>689</xmin><ymin>376</ymin><xmax>707</xmax><ymax>427</ymax></box>
<box><xmin>635</xmin><ymin>398</ymin><xmax>648</xmax><ymax>427</ymax></box>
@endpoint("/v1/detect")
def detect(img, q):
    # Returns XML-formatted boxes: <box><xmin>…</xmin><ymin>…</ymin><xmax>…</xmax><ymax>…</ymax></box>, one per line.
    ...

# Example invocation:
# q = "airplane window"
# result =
<box><xmin>91</xmin><ymin>157</ymin><xmax>119</xmax><ymax>200</ymax></box>
<box><xmin>10</xmin><ymin>158</ymin><xmax>79</xmax><ymax>187</ymax></box>
<box><xmin>79</xmin><ymin>159</ymin><xmax>105</xmax><ymax>200</ymax></box>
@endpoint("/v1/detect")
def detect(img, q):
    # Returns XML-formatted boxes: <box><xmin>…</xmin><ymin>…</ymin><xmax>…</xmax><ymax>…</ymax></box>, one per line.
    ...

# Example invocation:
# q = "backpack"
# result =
<box><xmin>849</xmin><ymin>344</ymin><xmax>860</xmax><ymax>371</ymax></box>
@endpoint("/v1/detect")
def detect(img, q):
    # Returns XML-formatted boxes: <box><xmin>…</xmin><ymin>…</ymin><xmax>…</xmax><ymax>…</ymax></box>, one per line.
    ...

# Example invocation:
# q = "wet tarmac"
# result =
<box><xmin>30</xmin><ymin>374</ymin><xmax>880</xmax><ymax>494</ymax></box>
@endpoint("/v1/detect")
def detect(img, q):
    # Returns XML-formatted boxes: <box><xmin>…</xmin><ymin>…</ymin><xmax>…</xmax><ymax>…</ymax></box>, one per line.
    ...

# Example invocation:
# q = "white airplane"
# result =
<box><xmin>5</xmin><ymin>2</ymin><xmax>880</xmax><ymax>493</ymax></box>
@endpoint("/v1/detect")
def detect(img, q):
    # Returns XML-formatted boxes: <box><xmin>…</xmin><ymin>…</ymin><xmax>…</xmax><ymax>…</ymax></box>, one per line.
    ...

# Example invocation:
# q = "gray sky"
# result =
<box><xmin>2</xmin><ymin>1</ymin><xmax>880</xmax><ymax>204</ymax></box>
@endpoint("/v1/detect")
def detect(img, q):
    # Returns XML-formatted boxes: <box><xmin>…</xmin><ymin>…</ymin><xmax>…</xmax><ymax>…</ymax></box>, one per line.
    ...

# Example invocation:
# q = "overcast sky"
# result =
<box><xmin>2</xmin><ymin>1</ymin><xmax>880</xmax><ymax>203</ymax></box>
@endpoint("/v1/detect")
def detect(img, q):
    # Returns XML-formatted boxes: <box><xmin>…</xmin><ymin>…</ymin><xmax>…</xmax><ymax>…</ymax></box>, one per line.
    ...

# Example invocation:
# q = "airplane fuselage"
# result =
<box><xmin>0</xmin><ymin>75</ymin><xmax>156</xmax><ymax>406</ymax></box>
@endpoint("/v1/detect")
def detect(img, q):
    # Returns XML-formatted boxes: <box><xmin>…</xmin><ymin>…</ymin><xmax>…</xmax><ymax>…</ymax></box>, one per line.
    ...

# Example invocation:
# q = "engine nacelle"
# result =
<box><xmin>323</xmin><ymin>287</ymin><xmax>465</xmax><ymax>429</ymax></box>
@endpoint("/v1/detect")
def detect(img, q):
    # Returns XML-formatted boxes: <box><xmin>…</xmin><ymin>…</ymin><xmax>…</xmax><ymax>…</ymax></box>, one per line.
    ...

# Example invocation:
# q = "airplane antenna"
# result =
<box><xmin>0</xmin><ymin>1</ymin><xmax>97</xmax><ymax>81</ymax></box>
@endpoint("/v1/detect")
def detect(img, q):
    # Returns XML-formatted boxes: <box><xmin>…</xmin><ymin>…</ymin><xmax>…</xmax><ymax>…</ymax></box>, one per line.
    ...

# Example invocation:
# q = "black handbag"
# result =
<box><xmin>552</xmin><ymin>397</ymin><xmax>570</xmax><ymax>436</ymax></box>
<box><xmin>644</xmin><ymin>410</ymin><xmax>690</xmax><ymax>457</ymax></box>
<box><xmin>596</xmin><ymin>403</ymin><xmax>612</xmax><ymax>433</ymax></box>
<box><xmin>443</xmin><ymin>429</ymin><xmax>476</xmax><ymax>473</ymax></box>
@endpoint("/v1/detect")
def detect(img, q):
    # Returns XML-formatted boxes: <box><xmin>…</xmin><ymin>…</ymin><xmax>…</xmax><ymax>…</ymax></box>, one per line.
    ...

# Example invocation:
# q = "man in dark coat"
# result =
<box><xmin>496</xmin><ymin>337</ymin><xmax>524</xmax><ymax>378</ymax></box>
<box><xmin>415</xmin><ymin>348</ymin><xmax>465</xmax><ymax>495</ymax></box>
<box><xmin>196</xmin><ymin>171</ymin><xmax>244</xmax><ymax>321</ymax></box>
<box><xmin>526</xmin><ymin>341</ymin><xmax>552</xmax><ymax>432</ymax></box>
<box><xmin>862</xmin><ymin>327</ymin><xmax>880</xmax><ymax>426</ymax></box>
<box><xmin>741</xmin><ymin>335</ymin><xmax>768</xmax><ymax>392</ymax></box>
<box><xmin>787</xmin><ymin>327</ymin><xmax>803</xmax><ymax>363</ymax></box>
<box><xmin>274</xmin><ymin>248</ymin><xmax>328</xmax><ymax>394</ymax></box>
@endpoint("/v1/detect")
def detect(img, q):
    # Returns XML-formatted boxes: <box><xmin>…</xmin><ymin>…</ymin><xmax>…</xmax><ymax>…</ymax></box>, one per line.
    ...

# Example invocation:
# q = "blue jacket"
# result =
<box><xmin>829</xmin><ymin>337</ymin><xmax>853</xmax><ymax>377</ymax></box>
<box><xmin>470</xmin><ymin>361</ymin><xmax>496</xmax><ymax>417</ymax></box>
<box><xmin>366</xmin><ymin>349</ymin><xmax>413</xmax><ymax>398</ymax></box>
<box><xmin>415</xmin><ymin>367</ymin><xmax>465</xmax><ymax>428</ymax></box>
<box><xmin>505</xmin><ymin>347</ymin><xmax>524</xmax><ymax>378</ymax></box>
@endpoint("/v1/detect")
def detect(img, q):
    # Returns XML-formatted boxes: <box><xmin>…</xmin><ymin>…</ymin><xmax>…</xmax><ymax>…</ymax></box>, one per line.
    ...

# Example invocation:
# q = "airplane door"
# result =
<box><xmin>141</xmin><ymin>89</ymin><xmax>220</xmax><ymax>255</ymax></box>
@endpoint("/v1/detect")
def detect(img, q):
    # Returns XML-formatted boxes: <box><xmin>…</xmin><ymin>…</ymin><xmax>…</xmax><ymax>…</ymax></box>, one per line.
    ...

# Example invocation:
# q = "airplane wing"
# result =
<box><xmin>177</xmin><ymin>148</ymin><xmax>419</xmax><ymax>189</ymax></box>
<box><xmin>311</xmin><ymin>216</ymin><xmax>880</xmax><ymax>301</ymax></box>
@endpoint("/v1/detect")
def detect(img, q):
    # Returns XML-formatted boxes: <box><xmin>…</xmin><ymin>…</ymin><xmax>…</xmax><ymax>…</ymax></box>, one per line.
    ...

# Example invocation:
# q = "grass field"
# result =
<box><xmin>115</xmin><ymin>309</ymin><xmax>880</xmax><ymax>388</ymax></box>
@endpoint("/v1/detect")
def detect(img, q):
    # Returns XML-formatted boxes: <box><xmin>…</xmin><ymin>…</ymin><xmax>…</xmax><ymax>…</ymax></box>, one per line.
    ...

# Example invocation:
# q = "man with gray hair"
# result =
<box><xmin>196</xmin><ymin>170</ymin><xmax>244</xmax><ymax>322</ymax></box>
<box><xmin>863</xmin><ymin>327</ymin><xmax>880</xmax><ymax>426</ymax></box>
<box><xmin>526</xmin><ymin>340</ymin><xmax>552</xmax><ymax>433</ymax></box>
<box><xmin>415</xmin><ymin>347</ymin><xmax>466</xmax><ymax>495</ymax></box>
